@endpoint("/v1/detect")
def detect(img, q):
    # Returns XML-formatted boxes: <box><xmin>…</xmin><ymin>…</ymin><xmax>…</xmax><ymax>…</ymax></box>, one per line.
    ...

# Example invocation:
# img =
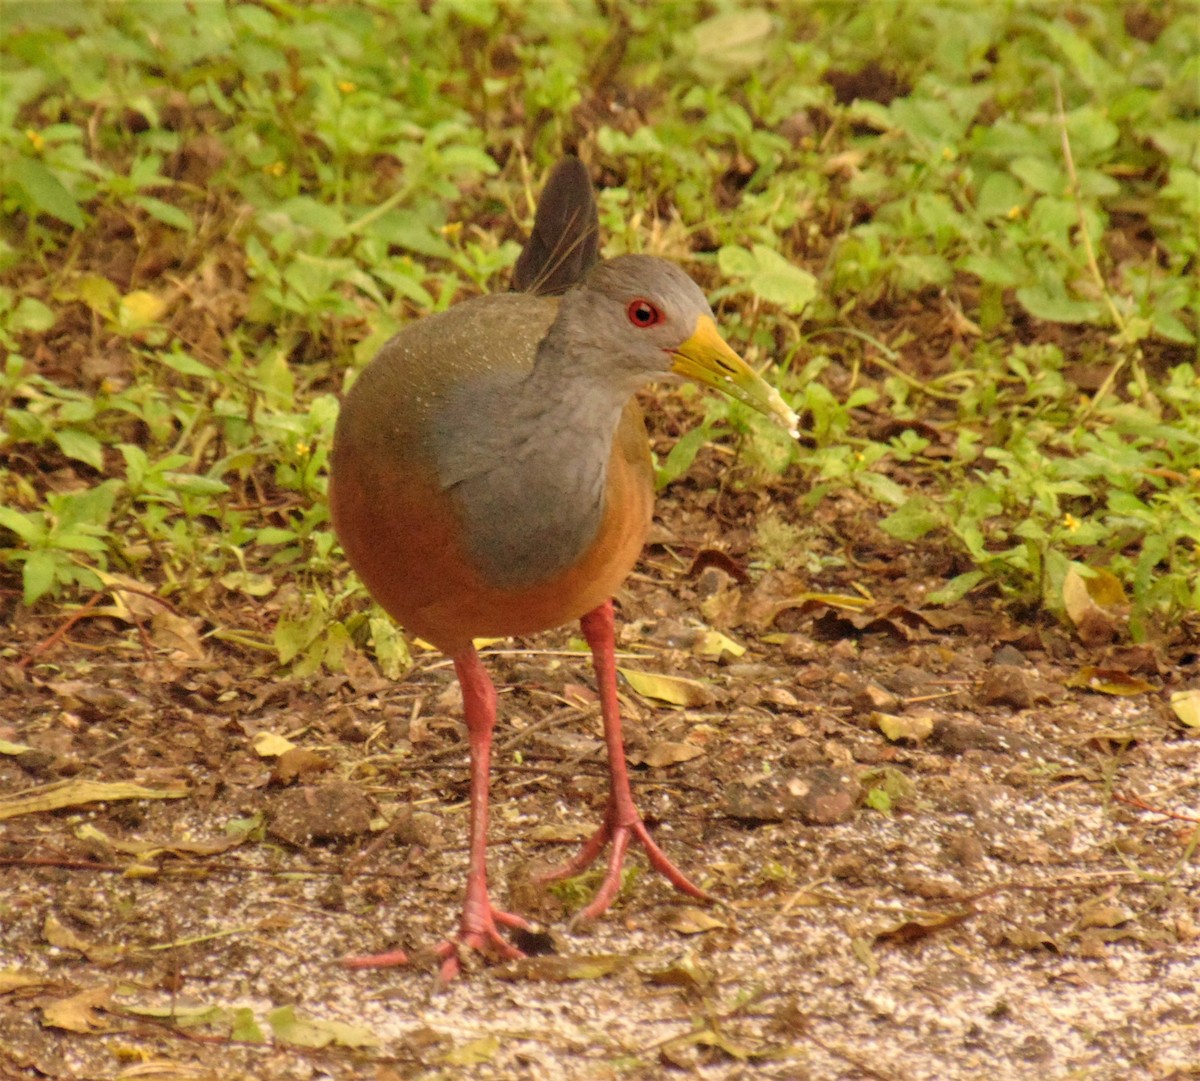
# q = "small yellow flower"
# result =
<box><xmin>25</xmin><ymin>128</ymin><xmax>44</xmax><ymax>152</ymax></box>
<box><xmin>295</xmin><ymin>441</ymin><xmax>311</xmax><ymax>456</ymax></box>
<box><xmin>264</xmin><ymin>161</ymin><xmax>286</xmax><ymax>177</ymax></box>
<box><xmin>941</xmin><ymin>146</ymin><xmax>956</xmax><ymax>162</ymax></box>
<box><xmin>1063</xmin><ymin>514</ymin><xmax>1080</xmax><ymax>533</ymax></box>
<box><xmin>440</xmin><ymin>221</ymin><xmax>463</xmax><ymax>240</ymax></box>
<box><xmin>1006</xmin><ymin>205</ymin><xmax>1023</xmax><ymax>220</ymax></box>
<box><xmin>337</xmin><ymin>80</ymin><xmax>357</xmax><ymax>94</ymax></box>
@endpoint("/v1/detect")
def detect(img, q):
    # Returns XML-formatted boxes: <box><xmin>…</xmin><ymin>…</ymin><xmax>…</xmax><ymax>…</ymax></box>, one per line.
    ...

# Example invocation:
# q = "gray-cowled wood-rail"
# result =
<box><xmin>330</xmin><ymin>157</ymin><xmax>797</xmax><ymax>981</ymax></box>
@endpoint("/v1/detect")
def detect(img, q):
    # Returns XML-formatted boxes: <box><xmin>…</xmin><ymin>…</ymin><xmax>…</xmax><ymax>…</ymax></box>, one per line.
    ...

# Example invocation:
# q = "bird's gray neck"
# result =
<box><xmin>432</xmin><ymin>325</ymin><xmax>637</xmax><ymax>590</ymax></box>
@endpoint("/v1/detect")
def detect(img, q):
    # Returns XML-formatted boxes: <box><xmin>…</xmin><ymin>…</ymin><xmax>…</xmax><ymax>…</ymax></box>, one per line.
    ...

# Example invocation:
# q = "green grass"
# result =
<box><xmin>1</xmin><ymin>0</ymin><xmax>1197</xmax><ymax>665</ymax></box>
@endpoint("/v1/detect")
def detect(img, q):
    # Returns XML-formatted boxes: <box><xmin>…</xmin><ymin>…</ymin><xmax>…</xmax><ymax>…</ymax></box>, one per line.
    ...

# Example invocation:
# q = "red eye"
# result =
<box><xmin>626</xmin><ymin>299</ymin><xmax>662</xmax><ymax>327</ymax></box>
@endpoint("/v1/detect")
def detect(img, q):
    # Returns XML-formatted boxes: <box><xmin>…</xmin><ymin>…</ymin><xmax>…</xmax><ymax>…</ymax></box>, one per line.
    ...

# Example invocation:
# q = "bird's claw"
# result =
<box><xmin>342</xmin><ymin>901</ymin><xmax>532</xmax><ymax>981</ymax></box>
<box><xmin>540</xmin><ymin>812</ymin><xmax>711</xmax><ymax>921</ymax></box>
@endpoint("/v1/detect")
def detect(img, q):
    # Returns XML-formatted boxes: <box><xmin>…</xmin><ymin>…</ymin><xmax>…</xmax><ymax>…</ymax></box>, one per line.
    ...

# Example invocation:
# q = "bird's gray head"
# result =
<box><xmin>564</xmin><ymin>254</ymin><xmax>715</xmax><ymax>379</ymax></box>
<box><xmin>546</xmin><ymin>252</ymin><xmax>800</xmax><ymax>435</ymax></box>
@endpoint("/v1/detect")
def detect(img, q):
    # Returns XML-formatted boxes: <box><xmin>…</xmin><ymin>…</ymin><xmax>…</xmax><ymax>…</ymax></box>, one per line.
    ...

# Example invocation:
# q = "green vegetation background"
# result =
<box><xmin>1</xmin><ymin>0</ymin><xmax>1197</xmax><ymax>670</ymax></box>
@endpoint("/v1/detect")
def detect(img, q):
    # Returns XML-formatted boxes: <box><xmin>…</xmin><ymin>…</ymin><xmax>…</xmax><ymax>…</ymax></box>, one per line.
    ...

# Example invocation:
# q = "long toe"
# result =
<box><xmin>578</xmin><ymin>818</ymin><xmax>712</xmax><ymax>922</ymax></box>
<box><xmin>435</xmin><ymin>914</ymin><xmax>529</xmax><ymax>983</ymax></box>
<box><xmin>341</xmin><ymin>946</ymin><xmax>410</xmax><ymax>970</ymax></box>
<box><xmin>541</xmin><ymin>813</ymin><xmax>713</xmax><ymax>921</ymax></box>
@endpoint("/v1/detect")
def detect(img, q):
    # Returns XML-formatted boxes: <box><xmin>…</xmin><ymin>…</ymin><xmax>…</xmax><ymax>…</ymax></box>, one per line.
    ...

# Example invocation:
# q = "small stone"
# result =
<box><xmin>726</xmin><ymin>767</ymin><xmax>863</xmax><ymax>826</ymax></box>
<box><xmin>724</xmin><ymin>774</ymin><xmax>794</xmax><ymax>822</ymax></box>
<box><xmin>944</xmin><ymin>832</ymin><xmax>986</xmax><ymax>867</ymax></box>
<box><xmin>849</xmin><ymin>681</ymin><xmax>902</xmax><ymax>716</ymax></box>
<box><xmin>268</xmin><ymin>782</ymin><xmax>373</xmax><ymax>847</ymax></box>
<box><xmin>393</xmin><ymin>808</ymin><xmax>444</xmax><ymax>848</ymax></box>
<box><xmin>979</xmin><ymin>666</ymin><xmax>1035</xmax><ymax>710</ymax></box>
<box><xmin>991</xmin><ymin>644</ymin><xmax>1029</xmax><ymax>667</ymax></box>
<box><xmin>933</xmin><ymin>718</ymin><xmax>1043</xmax><ymax>758</ymax></box>
<box><xmin>695</xmin><ymin>565</ymin><xmax>736</xmax><ymax>600</ymax></box>
<box><xmin>791</xmin><ymin>767</ymin><xmax>863</xmax><ymax>826</ymax></box>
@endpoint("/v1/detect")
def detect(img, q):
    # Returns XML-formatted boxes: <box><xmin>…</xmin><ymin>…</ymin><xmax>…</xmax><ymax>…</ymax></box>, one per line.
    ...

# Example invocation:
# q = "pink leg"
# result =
<box><xmin>343</xmin><ymin>648</ymin><xmax>531</xmax><ymax>981</ymax></box>
<box><xmin>540</xmin><ymin>600</ymin><xmax>711</xmax><ymax>919</ymax></box>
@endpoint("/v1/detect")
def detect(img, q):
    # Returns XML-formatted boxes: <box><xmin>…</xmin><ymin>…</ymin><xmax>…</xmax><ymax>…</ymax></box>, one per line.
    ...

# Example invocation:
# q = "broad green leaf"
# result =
<box><xmin>1016</xmin><ymin>284</ymin><xmax>1104</xmax><ymax>324</ymax></box>
<box><xmin>54</xmin><ymin>428</ymin><xmax>104</xmax><ymax>470</ymax></box>
<box><xmin>23</xmin><ymin>549</ymin><xmax>59</xmax><ymax>605</ymax></box>
<box><xmin>0</xmin><ymin>506</ymin><xmax>42</xmax><ymax>544</ymax></box>
<box><xmin>132</xmin><ymin>194</ymin><xmax>194</xmax><ymax>231</ymax></box>
<box><xmin>6</xmin><ymin>157</ymin><xmax>85</xmax><ymax>228</ymax></box>
<box><xmin>880</xmin><ymin>498</ymin><xmax>942</xmax><ymax>541</ymax></box>
<box><xmin>748</xmin><ymin>245</ymin><xmax>818</xmax><ymax>313</ymax></box>
<box><xmin>268</xmin><ymin>1005</ymin><xmax>379</xmax><ymax>1049</ymax></box>
<box><xmin>975</xmin><ymin>172</ymin><xmax>1024</xmax><ymax>219</ymax></box>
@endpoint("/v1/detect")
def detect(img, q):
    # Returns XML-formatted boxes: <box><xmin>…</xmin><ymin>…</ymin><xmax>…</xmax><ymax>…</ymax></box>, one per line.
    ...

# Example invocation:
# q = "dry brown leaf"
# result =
<box><xmin>151</xmin><ymin>609</ymin><xmax>207</xmax><ymax>660</ymax></box>
<box><xmin>630</xmin><ymin>740</ymin><xmax>706</xmax><ymax>768</ymax></box>
<box><xmin>1065</xmin><ymin>667</ymin><xmax>1157</xmax><ymax>696</ymax></box>
<box><xmin>1078</xmin><ymin>903</ymin><xmax>1132</xmax><ymax>930</ymax></box>
<box><xmin>874</xmin><ymin>909</ymin><xmax>973</xmax><ymax>945</ymax></box>
<box><xmin>663</xmin><ymin>906</ymin><xmax>729</xmax><ymax>935</ymax></box>
<box><xmin>1062</xmin><ymin>566</ymin><xmax>1126</xmax><ymax>646</ymax></box>
<box><xmin>644</xmin><ymin>956</ymin><xmax>715</xmax><ymax>990</ymax></box>
<box><xmin>527</xmin><ymin>822</ymin><xmax>592</xmax><ymax>843</ymax></box>
<box><xmin>0</xmin><ymin>970</ymin><xmax>48</xmax><ymax>994</ymax></box>
<box><xmin>41</xmin><ymin>985</ymin><xmax>115</xmax><ymax>1033</ymax></box>
<box><xmin>270</xmin><ymin>747</ymin><xmax>333</xmax><ymax>785</ymax></box>
<box><xmin>1005</xmin><ymin>928</ymin><xmax>1060</xmax><ymax>952</ymax></box>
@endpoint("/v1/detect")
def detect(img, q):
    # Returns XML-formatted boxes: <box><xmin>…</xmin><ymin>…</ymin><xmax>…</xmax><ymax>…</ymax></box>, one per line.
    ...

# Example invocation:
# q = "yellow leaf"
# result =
<box><xmin>528</xmin><ymin>822</ymin><xmax>592</xmax><ymax>842</ymax></box>
<box><xmin>618</xmin><ymin>668</ymin><xmax>713</xmax><ymax>707</ymax></box>
<box><xmin>440</xmin><ymin>1036</ymin><xmax>500</xmax><ymax>1066</ymax></box>
<box><xmin>1170</xmin><ymin>689</ymin><xmax>1200</xmax><ymax>728</ymax></box>
<box><xmin>0</xmin><ymin>779</ymin><xmax>188</xmax><ymax>822</ymax></box>
<box><xmin>498</xmin><ymin>954</ymin><xmax>631</xmax><ymax>981</ymax></box>
<box><xmin>773</xmin><ymin>591</ymin><xmax>873</xmax><ymax>617</ymax></box>
<box><xmin>119</xmin><ymin>289</ymin><xmax>166</xmax><ymax>328</ymax></box>
<box><xmin>252</xmin><ymin>732</ymin><xmax>296</xmax><ymax>757</ymax></box>
<box><xmin>74</xmin><ymin>273</ymin><xmax>120</xmax><ymax>316</ymax></box>
<box><xmin>697</xmin><ymin>630</ymin><xmax>746</xmax><ymax>658</ymax></box>
<box><xmin>874</xmin><ymin>711</ymin><xmax>934</xmax><ymax>743</ymax></box>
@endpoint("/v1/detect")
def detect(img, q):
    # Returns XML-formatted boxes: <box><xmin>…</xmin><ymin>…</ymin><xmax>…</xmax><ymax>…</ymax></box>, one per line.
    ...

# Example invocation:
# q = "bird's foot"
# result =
<box><xmin>433</xmin><ymin>905</ymin><xmax>531</xmax><ymax>982</ymax></box>
<box><xmin>341</xmin><ymin>902</ymin><xmax>532</xmax><ymax>982</ymax></box>
<box><xmin>540</xmin><ymin>812</ymin><xmax>712</xmax><ymax>921</ymax></box>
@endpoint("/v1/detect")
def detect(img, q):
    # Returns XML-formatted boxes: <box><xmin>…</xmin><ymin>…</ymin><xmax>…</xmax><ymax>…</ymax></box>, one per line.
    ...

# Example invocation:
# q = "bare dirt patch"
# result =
<box><xmin>2</xmin><ymin>492</ymin><xmax>1197</xmax><ymax>1080</ymax></box>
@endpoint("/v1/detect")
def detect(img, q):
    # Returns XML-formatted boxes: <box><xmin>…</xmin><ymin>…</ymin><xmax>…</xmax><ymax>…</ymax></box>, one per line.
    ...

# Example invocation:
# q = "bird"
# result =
<box><xmin>330</xmin><ymin>156</ymin><xmax>797</xmax><ymax>981</ymax></box>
